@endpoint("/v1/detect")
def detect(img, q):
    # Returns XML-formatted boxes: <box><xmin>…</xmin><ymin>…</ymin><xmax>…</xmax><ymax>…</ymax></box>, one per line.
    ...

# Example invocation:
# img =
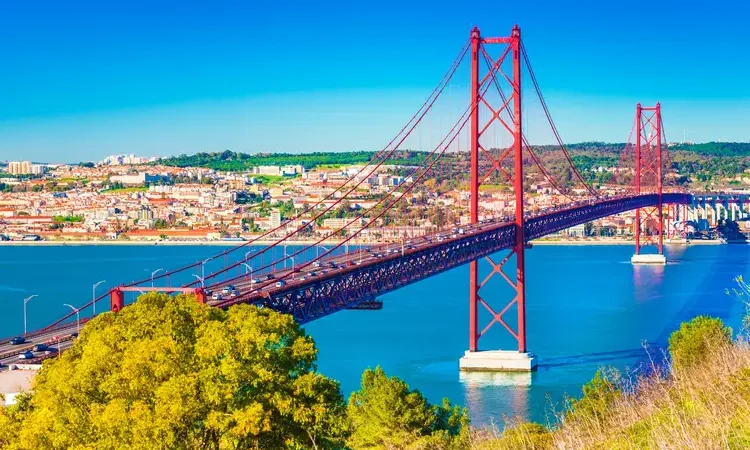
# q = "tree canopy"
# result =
<box><xmin>346</xmin><ymin>367</ymin><xmax>468</xmax><ymax>449</ymax></box>
<box><xmin>0</xmin><ymin>294</ymin><xmax>471</xmax><ymax>450</ymax></box>
<box><xmin>0</xmin><ymin>293</ymin><xmax>348</xmax><ymax>450</ymax></box>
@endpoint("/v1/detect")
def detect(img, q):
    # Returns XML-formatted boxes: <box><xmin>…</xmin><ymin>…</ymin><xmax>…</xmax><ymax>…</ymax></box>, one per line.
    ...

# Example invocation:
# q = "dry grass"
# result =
<box><xmin>471</xmin><ymin>338</ymin><xmax>750</xmax><ymax>450</ymax></box>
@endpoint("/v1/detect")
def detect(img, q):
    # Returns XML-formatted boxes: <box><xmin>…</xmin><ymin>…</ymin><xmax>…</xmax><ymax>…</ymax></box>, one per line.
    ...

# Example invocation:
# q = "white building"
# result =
<box><xmin>252</xmin><ymin>165</ymin><xmax>305</xmax><ymax>176</ymax></box>
<box><xmin>7</xmin><ymin>161</ymin><xmax>32</xmax><ymax>174</ymax></box>
<box><xmin>270</xmin><ymin>210</ymin><xmax>281</xmax><ymax>228</ymax></box>
<box><xmin>565</xmin><ymin>223</ymin><xmax>586</xmax><ymax>237</ymax></box>
<box><xmin>110</xmin><ymin>173</ymin><xmax>167</xmax><ymax>186</ymax></box>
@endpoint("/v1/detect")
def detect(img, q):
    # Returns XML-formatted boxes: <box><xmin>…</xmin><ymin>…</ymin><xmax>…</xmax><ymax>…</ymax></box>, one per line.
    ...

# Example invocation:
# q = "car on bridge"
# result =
<box><xmin>32</xmin><ymin>343</ymin><xmax>48</xmax><ymax>352</ymax></box>
<box><xmin>251</xmin><ymin>277</ymin><xmax>262</xmax><ymax>284</ymax></box>
<box><xmin>275</xmin><ymin>280</ymin><xmax>286</xmax><ymax>288</ymax></box>
<box><xmin>10</xmin><ymin>337</ymin><xmax>25</xmax><ymax>345</ymax></box>
<box><xmin>18</xmin><ymin>351</ymin><xmax>34</xmax><ymax>360</ymax></box>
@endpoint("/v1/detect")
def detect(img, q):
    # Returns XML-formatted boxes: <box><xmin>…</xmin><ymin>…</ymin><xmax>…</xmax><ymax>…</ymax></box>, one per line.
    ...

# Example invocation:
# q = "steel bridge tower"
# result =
<box><xmin>459</xmin><ymin>25</ymin><xmax>536</xmax><ymax>372</ymax></box>
<box><xmin>631</xmin><ymin>103</ymin><xmax>666</xmax><ymax>264</ymax></box>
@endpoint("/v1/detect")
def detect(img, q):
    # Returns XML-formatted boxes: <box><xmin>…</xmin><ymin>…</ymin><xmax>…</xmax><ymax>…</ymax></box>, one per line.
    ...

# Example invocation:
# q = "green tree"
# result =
<box><xmin>668</xmin><ymin>315</ymin><xmax>732</xmax><ymax>370</ymax></box>
<box><xmin>346</xmin><ymin>366</ymin><xmax>468</xmax><ymax>450</ymax></box>
<box><xmin>153</xmin><ymin>218</ymin><xmax>169</xmax><ymax>229</ymax></box>
<box><xmin>0</xmin><ymin>294</ymin><xmax>348</xmax><ymax>449</ymax></box>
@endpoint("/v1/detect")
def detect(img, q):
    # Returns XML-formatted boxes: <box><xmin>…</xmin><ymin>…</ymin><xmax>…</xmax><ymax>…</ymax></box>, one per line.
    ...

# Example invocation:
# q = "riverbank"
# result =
<box><xmin>532</xmin><ymin>238</ymin><xmax>724</xmax><ymax>246</ymax></box>
<box><xmin>0</xmin><ymin>238</ymin><xmax>729</xmax><ymax>246</ymax></box>
<box><xmin>0</xmin><ymin>240</ymin><xmax>321</xmax><ymax>246</ymax></box>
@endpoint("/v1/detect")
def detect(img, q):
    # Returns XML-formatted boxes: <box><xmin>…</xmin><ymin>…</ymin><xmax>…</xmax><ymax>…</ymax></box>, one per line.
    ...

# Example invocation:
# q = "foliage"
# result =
<box><xmin>0</xmin><ymin>294</ymin><xmax>348</xmax><ymax>449</ymax></box>
<box><xmin>255</xmin><ymin>174</ymin><xmax>298</xmax><ymax>185</ymax></box>
<box><xmin>346</xmin><ymin>366</ymin><xmax>468</xmax><ymax>450</ymax></box>
<box><xmin>153</xmin><ymin>218</ymin><xmax>169</xmax><ymax>229</ymax></box>
<box><xmin>158</xmin><ymin>150</ymin><xmax>431</xmax><ymax>172</ymax></box>
<box><xmin>566</xmin><ymin>368</ymin><xmax>622</xmax><ymax>424</ymax></box>
<box><xmin>670</xmin><ymin>141</ymin><xmax>750</xmax><ymax>157</ymax></box>
<box><xmin>668</xmin><ymin>315</ymin><xmax>732</xmax><ymax>370</ymax></box>
<box><xmin>52</xmin><ymin>215</ymin><xmax>84</xmax><ymax>223</ymax></box>
<box><xmin>473</xmin><ymin>422</ymin><xmax>552</xmax><ymax>450</ymax></box>
<box><xmin>102</xmin><ymin>186</ymin><xmax>149</xmax><ymax>193</ymax></box>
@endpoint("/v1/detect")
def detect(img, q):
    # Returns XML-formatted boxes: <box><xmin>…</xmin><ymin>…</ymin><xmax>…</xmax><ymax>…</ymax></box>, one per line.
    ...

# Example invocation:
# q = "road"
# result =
<box><xmin>2</xmin><ymin>194</ymin><xmax>688</xmax><ymax>359</ymax></box>
<box><xmin>209</xmin><ymin>216</ymin><xmax>510</xmax><ymax>308</ymax></box>
<box><xmin>0</xmin><ymin>324</ymin><xmax>79</xmax><ymax>370</ymax></box>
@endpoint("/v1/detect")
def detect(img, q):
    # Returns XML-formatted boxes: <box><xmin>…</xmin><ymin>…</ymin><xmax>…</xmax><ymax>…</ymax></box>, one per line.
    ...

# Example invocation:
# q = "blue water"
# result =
<box><xmin>0</xmin><ymin>243</ymin><xmax>747</xmax><ymax>425</ymax></box>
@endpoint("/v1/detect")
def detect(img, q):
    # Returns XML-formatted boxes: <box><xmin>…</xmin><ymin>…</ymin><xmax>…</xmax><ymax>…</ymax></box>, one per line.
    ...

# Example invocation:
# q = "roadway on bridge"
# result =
<box><xmin>6</xmin><ymin>194</ymin><xmax>691</xmax><ymax>354</ymax></box>
<box><xmin>0</xmin><ymin>325</ymin><xmax>79</xmax><ymax>370</ymax></box>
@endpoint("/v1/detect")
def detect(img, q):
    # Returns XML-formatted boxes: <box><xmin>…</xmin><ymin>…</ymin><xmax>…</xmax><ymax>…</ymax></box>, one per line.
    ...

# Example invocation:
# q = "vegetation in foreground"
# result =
<box><xmin>0</xmin><ymin>293</ymin><xmax>467</xmax><ymax>450</ymax></box>
<box><xmin>472</xmin><ymin>316</ymin><xmax>749</xmax><ymax>449</ymax></box>
<box><xmin>1</xmin><ymin>289</ymin><xmax>749</xmax><ymax>449</ymax></box>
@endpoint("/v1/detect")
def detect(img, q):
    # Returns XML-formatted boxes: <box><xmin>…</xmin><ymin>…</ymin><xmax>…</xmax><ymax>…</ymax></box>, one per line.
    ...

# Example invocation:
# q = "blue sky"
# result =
<box><xmin>0</xmin><ymin>0</ymin><xmax>748</xmax><ymax>162</ymax></box>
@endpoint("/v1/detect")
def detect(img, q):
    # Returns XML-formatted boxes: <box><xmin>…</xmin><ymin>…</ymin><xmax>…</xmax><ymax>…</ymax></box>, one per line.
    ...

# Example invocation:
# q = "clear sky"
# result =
<box><xmin>0</xmin><ymin>0</ymin><xmax>748</xmax><ymax>162</ymax></box>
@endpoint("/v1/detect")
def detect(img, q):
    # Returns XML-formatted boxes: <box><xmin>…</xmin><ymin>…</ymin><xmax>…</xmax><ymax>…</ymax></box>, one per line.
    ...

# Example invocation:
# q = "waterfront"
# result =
<box><xmin>0</xmin><ymin>244</ymin><xmax>746</xmax><ymax>425</ymax></box>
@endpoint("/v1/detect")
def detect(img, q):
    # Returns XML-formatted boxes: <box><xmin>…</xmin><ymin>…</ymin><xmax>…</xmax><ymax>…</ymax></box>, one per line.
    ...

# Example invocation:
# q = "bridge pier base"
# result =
<box><xmin>631</xmin><ymin>254</ymin><xmax>666</xmax><ymax>264</ymax></box>
<box><xmin>459</xmin><ymin>350</ymin><xmax>537</xmax><ymax>372</ymax></box>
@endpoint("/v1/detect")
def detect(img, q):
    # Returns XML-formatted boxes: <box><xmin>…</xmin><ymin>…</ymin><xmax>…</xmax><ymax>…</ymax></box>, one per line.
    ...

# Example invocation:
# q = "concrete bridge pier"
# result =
<box><xmin>631</xmin><ymin>253</ymin><xmax>666</xmax><ymax>264</ymax></box>
<box><xmin>460</xmin><ymin>350</ymin><xmax>537</xmax><ymax>372</ymax></box>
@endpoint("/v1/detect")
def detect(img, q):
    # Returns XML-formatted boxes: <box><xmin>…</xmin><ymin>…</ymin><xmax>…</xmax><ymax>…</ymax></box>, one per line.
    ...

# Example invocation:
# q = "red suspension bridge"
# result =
<box><xmin>3</xmin><ymin>25</ymin><xmax>695</xmax><ymax>371</ymax></box>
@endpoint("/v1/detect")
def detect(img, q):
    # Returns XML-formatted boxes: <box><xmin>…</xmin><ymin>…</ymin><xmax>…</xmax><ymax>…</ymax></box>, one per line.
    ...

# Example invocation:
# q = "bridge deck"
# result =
<box><xmin>213</xmin><ymin>193</ymin><xmax>690</xmax><ymax>323</ymax></box>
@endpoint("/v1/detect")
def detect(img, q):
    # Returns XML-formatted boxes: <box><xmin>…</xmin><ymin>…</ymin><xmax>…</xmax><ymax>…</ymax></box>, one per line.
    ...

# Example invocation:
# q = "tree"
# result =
<box><xmin>584</xmin><ymin>222</ymin><xmax>594</xmax><ymax>236</ymax></box>
<box><xmin>668</xmin><ymin>315</ymin><xmax>732</xmax><ymax>370</ymax></box>
<box><xmin>346</xmin><ymin>366</ymin><xmax>468</xmax><ymax>450</ymax></box>
<box><xmin>0</xmin><ymin>294</ymin><xmax>348</xmax><ymax>449</ymax></box>
<box><xmin>153</xmin><ymin>218</ymin><xmax>169</xmax><ymax>229</ymax></box>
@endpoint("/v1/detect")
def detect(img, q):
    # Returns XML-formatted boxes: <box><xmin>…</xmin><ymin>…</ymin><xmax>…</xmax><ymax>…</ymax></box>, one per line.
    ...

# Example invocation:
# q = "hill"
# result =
<box><xmin>156</xmin><ymin>143</ymin><xmax>750</xmax><ymax>190</ymax></box>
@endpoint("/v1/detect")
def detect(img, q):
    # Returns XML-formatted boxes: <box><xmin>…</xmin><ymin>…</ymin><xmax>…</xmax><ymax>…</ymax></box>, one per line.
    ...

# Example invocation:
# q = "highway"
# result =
<box><xmin>0</xmin><ymin>324</ymin><xmax>80</xmax><ymax>370</ymax></box>
<box><xmin>209</xmin><ymin>193</ymin><xmax>691</xmax><ymax>317</ymax></box>
<box><xmin>210</xmin><ymin>216</ymin><xmax>509</xmax><ymax>308</ymax></box>
<box><xmin>1</xmin><ymin>194</ymin><xmax>691</xmax><ymax>358</ymax></box>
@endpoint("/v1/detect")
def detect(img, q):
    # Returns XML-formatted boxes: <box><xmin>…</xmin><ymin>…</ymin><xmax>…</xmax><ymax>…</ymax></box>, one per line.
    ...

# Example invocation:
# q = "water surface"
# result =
<box><xmin>0</xmin><ymin>243</ymin><xmax>746</xmax><ymax>424</ymax></box>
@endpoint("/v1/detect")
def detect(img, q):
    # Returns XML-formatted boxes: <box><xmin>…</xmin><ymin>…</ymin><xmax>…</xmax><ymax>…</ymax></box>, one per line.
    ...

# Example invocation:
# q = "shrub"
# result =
<box><xmin>347</xmin><ymin>366</ymin><xmax>468</xmax><ymax>449</ymax></box>
<box><xmin>668</xmin><ymin>315</ymin><xmax>732</xmax><ymax>370</ymax></box>
<box><xmin>566</xmin><ymin>368</ymin><xmax>622</xmax><ymax>424</ymax></box>
<box><xmin>481</xmin><ymin>422</ymin><xmax>553</xmax><ymax>450</ymax></box>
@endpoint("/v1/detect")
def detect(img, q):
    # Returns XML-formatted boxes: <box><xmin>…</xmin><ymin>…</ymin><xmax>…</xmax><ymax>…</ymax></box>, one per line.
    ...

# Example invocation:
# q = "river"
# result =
<box><xmin>0</xmin><ymin>243</ymin><xmax>746</xmax><ymax>425</ymax></box>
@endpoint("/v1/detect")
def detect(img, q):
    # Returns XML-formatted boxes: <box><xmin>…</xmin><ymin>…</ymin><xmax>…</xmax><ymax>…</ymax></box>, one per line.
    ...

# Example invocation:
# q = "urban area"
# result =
<box><xmin>1</xmin><ymin>145</ymin><xmax>749</xmax><ymax>245</ymax></box>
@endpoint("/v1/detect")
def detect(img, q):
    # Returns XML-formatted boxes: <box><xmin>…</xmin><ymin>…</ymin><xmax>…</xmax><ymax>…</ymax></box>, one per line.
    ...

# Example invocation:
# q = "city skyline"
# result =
<box><xmin>1</xmin><ymin>0</ymin><xmax>749</xmax><ymax>161</ymax></box>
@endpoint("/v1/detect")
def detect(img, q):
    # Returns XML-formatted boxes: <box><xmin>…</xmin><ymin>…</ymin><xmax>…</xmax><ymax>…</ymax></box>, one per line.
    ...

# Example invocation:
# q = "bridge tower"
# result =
<box><xmin>460</xmin><ymin>25</ymin><xmax>536</xmax><ymax>372</ymax></box>
<box><xmin>631</xmin><ymin>103</ymin><xmax>666</xmax><ymax>264</ymax></box>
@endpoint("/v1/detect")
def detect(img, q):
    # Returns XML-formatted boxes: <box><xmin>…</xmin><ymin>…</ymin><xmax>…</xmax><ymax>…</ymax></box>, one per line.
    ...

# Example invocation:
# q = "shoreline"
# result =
<box><xmin>0</xmin><ymin>238</ymin><xmax>730</xmax><ymax>247</ymax></box>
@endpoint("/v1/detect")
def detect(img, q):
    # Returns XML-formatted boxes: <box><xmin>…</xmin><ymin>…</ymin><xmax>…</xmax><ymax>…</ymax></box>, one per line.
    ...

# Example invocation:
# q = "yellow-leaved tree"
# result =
<box><xmin>0</xmin><ymin>293</ymin><xmax>348</xmax><ymax>450</ymax></box>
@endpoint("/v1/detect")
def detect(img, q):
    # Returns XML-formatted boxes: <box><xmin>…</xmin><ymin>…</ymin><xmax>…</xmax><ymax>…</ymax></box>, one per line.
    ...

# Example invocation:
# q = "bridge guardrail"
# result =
<box><xmin>0</xmin><ymin>318</ymin><xmax>90</xmax><ymax>346</ymax></box>
<box><xmin>0</xmin><ymin>334</ymin><xmax>76</xmax><ymax>361</ymax></box>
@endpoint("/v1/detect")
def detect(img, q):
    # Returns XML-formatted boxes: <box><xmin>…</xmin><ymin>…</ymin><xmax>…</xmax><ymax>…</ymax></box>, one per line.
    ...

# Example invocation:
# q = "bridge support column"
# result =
<box><xmin>110</xmin><ymin>288</ymin><xmax>124</xmax><ymax>313</ymax></box>
<box><xmin>460</xmin><ymin>25</ymin><xmax>536</xmax><ymax>373</ymax></box>
<box><xmin>711</xmin><ymin>200</ymin><xmax>717</xmax><ymax>226</ymax></box>
<box><xmin>195</xmin><ymin>288</ymin><xmax>207</xmax><ymax>304</ymax></box>
<box><xmin>631</xmin><ymin>103</ymin><xmax>665</xmax><ymax>265</ymax></box>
